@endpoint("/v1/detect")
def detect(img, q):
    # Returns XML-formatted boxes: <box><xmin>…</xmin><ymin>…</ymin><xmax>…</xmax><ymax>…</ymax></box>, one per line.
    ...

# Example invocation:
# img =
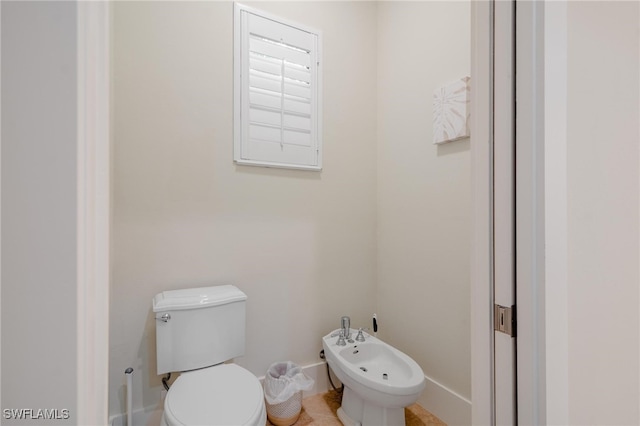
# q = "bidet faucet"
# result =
<box><xmin>341</xmin><ymin>316</ymin><xmax>351</xmax><ymax>339</ymax></box>
<box><xmin>330</xmin><ymin>329</ymin><xmax>347</xmax><ymax>346</ymax></box>
<box><xmin>355</xmin><ymin>327</ymin><xmax>369</xmax><ymax>342</ymax></box>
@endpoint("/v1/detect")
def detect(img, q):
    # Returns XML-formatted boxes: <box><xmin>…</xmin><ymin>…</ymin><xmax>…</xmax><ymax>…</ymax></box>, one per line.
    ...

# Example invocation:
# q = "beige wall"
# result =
<box><xmin>111</xmin><ymin>0</ymin><xmax>473</xmax><ymax>420</ymax></box>
<box><xmin>564</xmin><ymin>1</ymin><xmax>640</xmax><ymax>424</ymax></box>
<box><xmin>110</xmin><ymin>1</ymin><xmax>379</xmax><ymax>415</ymax></box>
<box><xmin>376</xmin><ymin>0</ymin><xmax>471</xmax><ymax>409</ymax></box>
<box><xmin>1</xmin><ymin>1</ymin><xmax>78</xmax><ymax>422</ymax></box>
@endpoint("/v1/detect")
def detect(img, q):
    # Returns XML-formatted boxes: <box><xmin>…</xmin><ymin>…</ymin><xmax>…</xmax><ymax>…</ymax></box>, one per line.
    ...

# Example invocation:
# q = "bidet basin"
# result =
<box><xmin>338</xmin><ymin>343</ymin><xmax>418</xmax><ymax>390</ymax></box>
<box><xmin>322</xmin><ymin>329</ymin><xmax>426</xmax><ymax>426</ymax></box>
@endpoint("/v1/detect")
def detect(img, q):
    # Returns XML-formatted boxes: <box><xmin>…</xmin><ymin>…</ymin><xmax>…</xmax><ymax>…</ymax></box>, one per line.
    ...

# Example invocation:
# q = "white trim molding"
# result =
<box><xmin>109</xmin><ymin>362</ymin><xmax>333</xmax><ymax>426</ymax></box>
<box><xmin>542</xmin><ymin>2</ymin><xmax>568</xmax><ymax>424</ymax></box>
<box><xmin>0</xmin><ymin>0</ymin><xmax>3</xmax><ymax>410</ymax></box>
<box><xmin>76</xmin><ymin>1</ymin><xmax>111</xmax><ymax>424</ymax></box>
<box><xmin>418</xmin><ymin>375</ymin><xmax>471</xmax><ymax>426</ymax></box>
<box><xmin>470</xmin><ymin>1</ymin><xmax>494</xmax><ymax>424</ymax></box>
<box><xmin>516</xmin><ymin>1</ymin><xmax>547</xmax><ymax>424</ymax></box>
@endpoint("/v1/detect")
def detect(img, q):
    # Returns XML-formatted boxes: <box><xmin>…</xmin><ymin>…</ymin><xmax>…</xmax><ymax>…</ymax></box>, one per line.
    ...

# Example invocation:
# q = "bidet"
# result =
<box><xmin>322</xmin><ymin>329</ymin><xmax>425</xmax><ymax>426</ymax></box>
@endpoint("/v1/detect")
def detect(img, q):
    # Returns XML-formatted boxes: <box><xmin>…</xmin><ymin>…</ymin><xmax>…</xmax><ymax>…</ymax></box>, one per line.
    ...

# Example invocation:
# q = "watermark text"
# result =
<box><xmin>3</xmin><ymin>409</ymin><xmax>70</xmax><ymax>420</ymax></box>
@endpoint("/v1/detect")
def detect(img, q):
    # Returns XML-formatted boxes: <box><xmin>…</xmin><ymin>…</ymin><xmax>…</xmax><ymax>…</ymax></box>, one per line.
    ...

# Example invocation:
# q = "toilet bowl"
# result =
<box><xmin>161</xmin><ymin>364</ymin><xmax>266</xmax><ymax>426</ymax></box>
<box><xmin>322</xmin><ymin>329</ymin><xmax>426</xmax><ymax>426</ymax></box>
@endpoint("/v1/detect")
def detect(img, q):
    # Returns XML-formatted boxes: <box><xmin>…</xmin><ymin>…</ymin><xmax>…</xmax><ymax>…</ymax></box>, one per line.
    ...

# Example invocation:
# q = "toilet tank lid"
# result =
<box><xmin>153</xmin><ymin>285</ymin><xmax>247</xmax><ymax>312</ymax></box>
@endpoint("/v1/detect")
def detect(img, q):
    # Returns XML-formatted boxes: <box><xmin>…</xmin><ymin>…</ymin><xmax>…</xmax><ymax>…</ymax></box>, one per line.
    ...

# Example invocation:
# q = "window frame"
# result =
<box><xmin>233</xmin><ymin>3</ymin><xmax>323</xmax><ymax>171</ymax></box>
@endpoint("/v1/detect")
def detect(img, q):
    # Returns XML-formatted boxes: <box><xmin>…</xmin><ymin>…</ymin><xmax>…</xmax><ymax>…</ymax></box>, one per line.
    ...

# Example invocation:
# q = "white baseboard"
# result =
<box><xmin>109</xmin><ymin>364</ymin><xmax>471</xmax><ymax>426</ymax></box>
<box><xmin>302</xmin><ymin>361</ymin><xmax>332</xmax><ymax>397</ymax></box>
<box><xmin>109</xmin><ymin>400</ymin><xmax>164</xmax><ymax>426</ymax></box>
<box><xmin>258</xmin><ymin>361</ymin><xmax>332</xmax><ymax>398</ymax></box>
<box><xmin>109</xmin><ymin>362</ymin><xmax>332</xmax><ymax>425</ymax></box>
<box><xmin>418</xmin><ymin>374</ymin><xmax>471</xmax><ymax>426</ymax></box>
<box><xmin>265</xmin><ymin>363</ymin><xmax>471</xmax><ymax>426</ymax></box>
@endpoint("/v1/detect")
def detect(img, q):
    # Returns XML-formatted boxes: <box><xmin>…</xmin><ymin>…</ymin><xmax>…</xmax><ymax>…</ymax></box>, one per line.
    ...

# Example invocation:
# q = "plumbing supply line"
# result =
<box><xmin>162</xmin><ymin>373</ymin><xmax>171</xmax><ymax>391</ymax></box>
<box><xmin>125</xmin><ymin>368</ymin><xmax>133</xmax><ymax>426</ymax></box>
<box><xmin>326</xmin><ymin>362</ymin><xmax>344</xmax><ymax>394</ymax></box>
<box><xmin>319</xmin><ymin>350</ymin><xmax>344</xmax><ymax>394</ymax></box>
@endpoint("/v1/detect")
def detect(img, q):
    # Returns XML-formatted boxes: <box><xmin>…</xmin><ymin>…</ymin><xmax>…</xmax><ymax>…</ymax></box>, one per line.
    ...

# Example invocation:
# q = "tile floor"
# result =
<box><xmin>267</xmin><ymin>390</ymin><xmax>446</xmax><ymax>426</ymax></box>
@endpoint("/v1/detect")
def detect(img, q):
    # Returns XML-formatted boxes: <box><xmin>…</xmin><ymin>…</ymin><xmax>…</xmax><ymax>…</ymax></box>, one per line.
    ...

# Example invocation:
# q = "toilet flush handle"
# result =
<box><xmin>156</xmin><ymin>313</ymin><xmax>171</xmax><ymax>323</ymax></box>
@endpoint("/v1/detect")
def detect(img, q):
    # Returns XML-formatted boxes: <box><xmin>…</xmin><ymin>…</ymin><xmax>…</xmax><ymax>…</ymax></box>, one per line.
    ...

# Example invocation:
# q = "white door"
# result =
<box><xmin>493</xmin><ymin>0</ymin><xmax>517</xmax><ymax>424</ymax></box>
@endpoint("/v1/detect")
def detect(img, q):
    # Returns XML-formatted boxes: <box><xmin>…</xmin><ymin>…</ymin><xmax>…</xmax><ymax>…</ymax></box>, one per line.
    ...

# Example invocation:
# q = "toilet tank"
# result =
<box><xmin>153</xmin><ymin>285</ymin><xmax>247</xmax><ymax>375</ymax></box>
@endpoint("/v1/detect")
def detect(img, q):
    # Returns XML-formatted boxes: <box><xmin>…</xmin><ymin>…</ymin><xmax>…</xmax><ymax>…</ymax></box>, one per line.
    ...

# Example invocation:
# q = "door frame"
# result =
<box><xmin>77</xmin><ymin>1</ymin><xmax>512</xmax><ymax>424</ymax></box>
<box><xmin>76</xmin><ymin>1</ymin><xmax>111</xmax><ymax>423</ymax></box>
<box><xmin>470</xmin><ymin>1</ymin><xmax>496</xmax><ymax>424</ymax></box>
<box><xmin>514</xmin><ymin>1</ymin><xmax>547</xmax><ymax>424</ymax></box>
<box><xmin>471</xmin><ymin>1</ymin><xmax>546</xmax><ymax>424</ymax></box>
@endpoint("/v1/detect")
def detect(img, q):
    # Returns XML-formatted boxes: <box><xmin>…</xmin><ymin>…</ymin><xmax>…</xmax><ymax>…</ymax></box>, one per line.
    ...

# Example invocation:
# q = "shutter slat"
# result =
<box><xmin>250</xmin><ymin>54</ymin><xmax>281</xmax><ymax>75</ymax></box>
<box><xmin>250</xmin><ymin>131</ymin><xmax>310</xmax><ymax>148</ymax></box>
<box><xmin>250</xmin><ymin>103</ymin><xmax>310</xmax><ymax>120</ymax></box>
<box><xmin>248</xmin><ymin>139</ymin><xmax>315</xmax><ymax>165</ymax></box>
<box><xmin>284</xmin><ymin>66</ymin><xmax>310</xmax><ymax>84</ymax></box>
<box><xmin>249</xmin><ymin>108</ymin><xmax>281</xmax><ymax>127</ymax></box>
<box><xmin>250</xmin><ymin>89</ymin><xmax>281</xmax><ymax>110</ymax></box>
<box><xmin>250</xmin><ymin>37</ymin><xmax>311</xmax><ymax>68</ymax></box>
<box><xmin>249</xmin><ymin>71</ymin><xmax>281</xmax><ymax>93</ymax></box>
<box><xmin>283</xmin><ymin>113</ymin><xmax>311</xmax><ymax>131</ymax></box>
<box><xmin>250</xmin><ymin>124</ymin><xmax>281</xmax><ymax>143</ymax></box>
<box><xmin>284</xmin><ymin>82</ymin><xmax>311</xmax><ymax>99</ymax></box>
<box><xmin>283</xmin><ymin>129</ymin><xmax>311</xmax><ymax>147</ymax></box>
<box><xmin>283</xmin><ymin>98</ymin><xmax>310</xmax><ymax>115</ymax></box>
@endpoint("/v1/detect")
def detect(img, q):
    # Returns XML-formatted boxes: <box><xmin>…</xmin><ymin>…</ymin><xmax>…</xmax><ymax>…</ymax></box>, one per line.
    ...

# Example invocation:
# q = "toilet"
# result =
<box><xmin>153</xmin><ymin>285</ymin><xmax>266</xmax><ymax>426</ymax></box>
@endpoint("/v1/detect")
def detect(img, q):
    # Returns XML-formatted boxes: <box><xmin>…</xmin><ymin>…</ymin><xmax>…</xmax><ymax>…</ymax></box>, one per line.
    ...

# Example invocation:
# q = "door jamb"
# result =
<box><xmin>471</xmin><ymin>1</ymin><xmax>548</xmax><ymax>424</ymax></box>
<box><xmin>515</xmin><ymin>1</ymin><xmax>547</xmax><ymax>424</ymax></box>
<box><xmin>470</xmin><ymin>1</ymin><xmax>495</xmax><ymax>424</ymax></box>
<box><xmin>76</xmin><ymin>1</ymin><xmax>111</xmax><ymax>423</ymax></box>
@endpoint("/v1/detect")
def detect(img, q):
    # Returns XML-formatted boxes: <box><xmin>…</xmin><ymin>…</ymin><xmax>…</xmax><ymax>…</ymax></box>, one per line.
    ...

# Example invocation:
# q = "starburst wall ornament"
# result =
<box><xmin>433</xmin><ymin>77</ymin><xmax>470</xmax><ymax>144</ymax></box>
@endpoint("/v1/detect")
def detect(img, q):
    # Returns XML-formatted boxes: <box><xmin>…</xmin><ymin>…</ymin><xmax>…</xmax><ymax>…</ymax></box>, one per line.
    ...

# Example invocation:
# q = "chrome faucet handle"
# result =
<box><xmin>355</xmin><ymin>327</ymin><xmax>369</xmax><ymax>342</ymax></box>
<box><xmin>330</xmin><ymin>329</ymin><xmax>348</xmax><ymax>346</ymax></box>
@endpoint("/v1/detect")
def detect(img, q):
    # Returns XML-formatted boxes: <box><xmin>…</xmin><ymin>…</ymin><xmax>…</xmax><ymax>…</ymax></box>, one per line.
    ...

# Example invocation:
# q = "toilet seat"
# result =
<box><xmin>163</xmin><ymin>364</ymin><xmax>266</xmax><ymax>426</ymax></box>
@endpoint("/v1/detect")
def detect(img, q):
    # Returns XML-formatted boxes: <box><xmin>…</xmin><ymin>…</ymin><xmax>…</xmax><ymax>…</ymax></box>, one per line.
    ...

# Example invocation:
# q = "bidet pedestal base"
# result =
<box><xmin>337</xmin><ymin>387</ymin><xmax>406</xmax><ymax>426</ymax></box>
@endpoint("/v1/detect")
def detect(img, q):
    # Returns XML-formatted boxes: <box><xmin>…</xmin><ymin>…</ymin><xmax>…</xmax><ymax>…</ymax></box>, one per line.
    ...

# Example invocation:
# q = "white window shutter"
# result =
<box><xmin>234</xmin><ymin>4</ymin><xmax>322</xmax><ymax>170</ymax></box>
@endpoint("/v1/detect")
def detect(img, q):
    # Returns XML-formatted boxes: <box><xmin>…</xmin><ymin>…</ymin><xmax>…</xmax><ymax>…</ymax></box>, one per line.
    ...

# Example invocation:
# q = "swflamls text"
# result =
<box><xmin>3</xmin><ymin>408</ymin><xmax>70</xmax><ymax>420</ymax></box>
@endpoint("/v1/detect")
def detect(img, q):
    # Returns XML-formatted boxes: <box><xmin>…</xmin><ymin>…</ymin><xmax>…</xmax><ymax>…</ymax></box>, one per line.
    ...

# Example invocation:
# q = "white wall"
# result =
<box><xmin>563</xmin><ymin>2</ymin><xmax>640</xmax><ymax>424</ymax></box>
<box><xmin>1</xmin><ymin>1</ymin><xmax>78</xmax><ymax>422</ymax></box>
<box><xmin>110</xmin><ymin>1</ymin><xmax>378</xmax><ymax>417</ymax></box>
<box><xmin>376</xmin><ymin>2</ymin><xmax>471</xmax><ymax>424</ymax></box>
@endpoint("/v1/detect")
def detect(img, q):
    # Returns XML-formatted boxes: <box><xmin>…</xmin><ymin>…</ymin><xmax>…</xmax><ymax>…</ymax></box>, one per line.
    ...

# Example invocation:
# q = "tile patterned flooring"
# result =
<box><xmin>267</xmin><ymin>390</ymin><xmax>446</xmax><ymax>426</ymax></box>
